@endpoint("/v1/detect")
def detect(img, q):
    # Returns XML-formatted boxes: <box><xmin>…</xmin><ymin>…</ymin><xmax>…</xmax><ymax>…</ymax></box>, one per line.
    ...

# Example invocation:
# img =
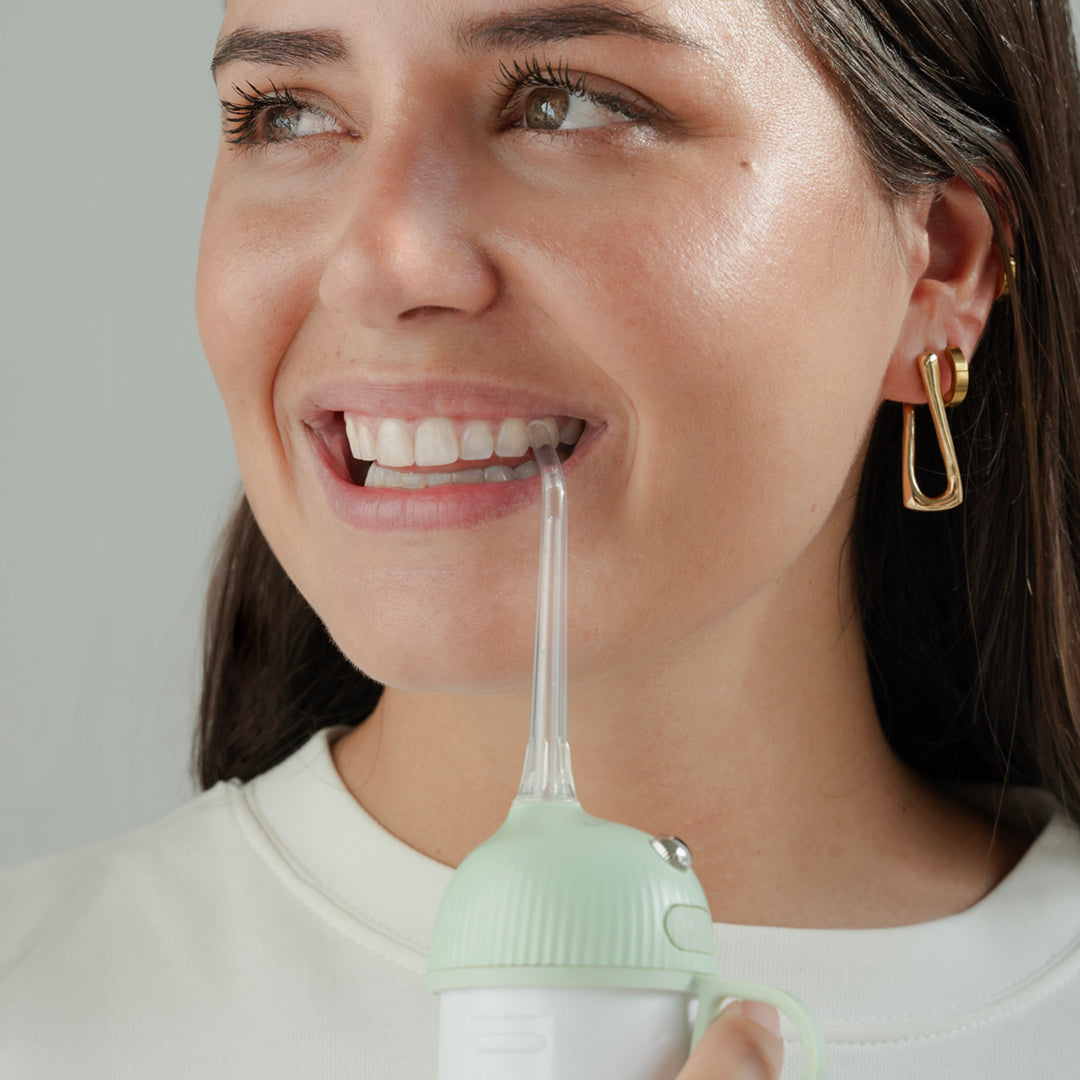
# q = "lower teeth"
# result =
<box><xmin>365</xmin><ymin>461</ymin><xmax>531</xmax><ymax>489</ymax></box>
<box><xmin>364</xmin><ymin>454</ymin><xmax>561</xmax><ymax>489</ymax></box>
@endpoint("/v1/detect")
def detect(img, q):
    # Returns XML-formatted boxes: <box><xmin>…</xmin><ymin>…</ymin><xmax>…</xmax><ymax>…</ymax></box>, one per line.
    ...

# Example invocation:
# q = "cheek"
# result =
<box><xmin>196</xmin><ymin>164</ymin><xmax>344</xmax><ymax>548</ymax></box>
<box><xmin>195</xmin><ymin>166</ymin><xmax>330</xmax><ymax>428</ymax></box>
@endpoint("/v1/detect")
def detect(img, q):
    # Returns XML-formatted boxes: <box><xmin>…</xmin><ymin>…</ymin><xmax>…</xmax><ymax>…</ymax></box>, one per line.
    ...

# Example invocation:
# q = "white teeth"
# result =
<box><xmin>345</xmin><ymin>415</ymin><xmax>377</xmax><ymax>461</ymax></box>
<box><xmin>346</xmin><ymin>412</ymin><xmax>586</xmax><ymax>473</ymax></box>
<box><xmin>375</xmin><ymin>419</ymin><xmax>414</xmax><ymax>467</ymax></box>
<box><xmin>495</xmin><ymin>419</ymin><xmax>530</xmax><ymax>457</ymax></box>
<box><xmin>537</xmin><ymin>416</ymin><xmax>560</xmax><ymax>446</ymax></box>
<box><xmin>559</xmin><ymin>417</ymin><xmax>584</xmax><ymax>446</ymax></box>
<box><xmin>453</xmin><ymin>468</ymin><xmax>485</xmax><ymax>485</ymax></box>
<box><xmin>363</xmin><ymin>463</ymin><xmax>525</xmax><ymax>489</ymax></box>
<box><xmin>414</xmin><ymin>418</ymin><xmax>459</xmax><ymax>467</ymax></box>
<box><xmin>460</xmin><ymin>420</ymin><xmax>495</xmax><ymax>461</ymax></box>
<box><xmin>365</xmin><ymin>464</ymin><xmax>389</xmax><ymax>488</ymax></box>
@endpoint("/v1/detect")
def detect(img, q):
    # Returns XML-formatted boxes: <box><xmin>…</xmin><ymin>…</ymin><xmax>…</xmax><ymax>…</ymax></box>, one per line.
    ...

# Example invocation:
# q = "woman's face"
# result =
<box><xmin>197</xmin><ymin>0</ymin><xmax>918</xmax><ymax>694</ymax></box>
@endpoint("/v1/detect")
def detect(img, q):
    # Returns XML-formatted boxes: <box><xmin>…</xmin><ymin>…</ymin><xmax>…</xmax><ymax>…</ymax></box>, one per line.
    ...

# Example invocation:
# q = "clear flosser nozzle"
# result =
<box><xmin>516</xmin><ymin>420</ymin><xmax>578</xmax><ymax>804</ymax></box>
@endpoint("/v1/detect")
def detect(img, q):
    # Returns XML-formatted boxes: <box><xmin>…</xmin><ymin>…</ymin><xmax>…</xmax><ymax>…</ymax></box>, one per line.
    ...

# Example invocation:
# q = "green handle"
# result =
<box><xmin>690</xmin><ymin>975</ymin><xmax>826</xmax><ymax>1079</ymax></box>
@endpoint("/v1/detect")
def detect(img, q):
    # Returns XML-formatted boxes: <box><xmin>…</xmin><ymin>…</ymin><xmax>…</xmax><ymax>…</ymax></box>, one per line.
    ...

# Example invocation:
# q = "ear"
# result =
<box><xmin>881</xmin><ymin>177</ymin><xmax>1006</xmax><ymax>404</ymax></box>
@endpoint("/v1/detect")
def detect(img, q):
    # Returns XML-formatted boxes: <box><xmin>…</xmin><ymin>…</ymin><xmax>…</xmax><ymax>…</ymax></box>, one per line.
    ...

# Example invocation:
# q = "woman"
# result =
<box><xmin>3</xmin><ymin>0</ymin><xmax>1080</xmax><ymax>1076</ymax></box>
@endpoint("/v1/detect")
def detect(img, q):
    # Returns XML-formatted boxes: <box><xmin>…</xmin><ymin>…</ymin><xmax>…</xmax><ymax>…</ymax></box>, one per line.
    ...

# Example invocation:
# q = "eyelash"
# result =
<box><xmin>219</xmin><ymin>58</ymin><xmax>661</xmax><ymax>149</ymax></box>
<box><xmin>221</xmin><ymin>81</ymin><xmax>313</xmax><ymax>146</ymax></box>
<box><xmin>492</xmin><ymin>56</ymin><xmax>661</xmax><ymax>127</ymax></box>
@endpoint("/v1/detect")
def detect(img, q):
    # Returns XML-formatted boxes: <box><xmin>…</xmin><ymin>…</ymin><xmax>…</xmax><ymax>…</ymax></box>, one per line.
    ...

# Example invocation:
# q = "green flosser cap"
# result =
<box><xmin>427</xmin><ymin>798</ymin><xmax>716</xmax><ymax>992</ymax></box>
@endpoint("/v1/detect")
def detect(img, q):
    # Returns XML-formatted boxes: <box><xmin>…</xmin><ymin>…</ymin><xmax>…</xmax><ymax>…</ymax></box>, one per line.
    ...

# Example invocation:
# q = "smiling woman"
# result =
<box><xmin>4</xmin><ymin>1</ymin><xmax>1080</xmax><ymax>1078</ymax></box>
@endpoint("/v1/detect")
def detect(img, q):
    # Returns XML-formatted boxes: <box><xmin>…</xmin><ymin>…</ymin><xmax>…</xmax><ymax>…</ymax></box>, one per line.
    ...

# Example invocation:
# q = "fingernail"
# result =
<box><xmin>738</xmin><ymin>1000</ymin><xmax>782</xmax><ymax>1037</ymax></box>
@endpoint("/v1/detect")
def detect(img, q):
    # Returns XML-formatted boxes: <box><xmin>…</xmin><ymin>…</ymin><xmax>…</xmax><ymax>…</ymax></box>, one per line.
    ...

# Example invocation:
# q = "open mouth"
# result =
<box><xmin>324</xmin><ymin>413</ymin><xmax>586</xmax><ymax>490</ymax></box>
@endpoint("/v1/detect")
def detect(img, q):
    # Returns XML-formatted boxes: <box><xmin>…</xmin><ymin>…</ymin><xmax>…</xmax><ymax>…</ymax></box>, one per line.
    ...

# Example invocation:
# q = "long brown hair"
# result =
<box><xmin>195</xmin><ymin>497</ymin><xmax>382</xmax><ymax>787</ymax></box>
<box><xmin>194</xmin><ymin>0</ymin><xmax>1080</xmax><ymax>820</ymax></box>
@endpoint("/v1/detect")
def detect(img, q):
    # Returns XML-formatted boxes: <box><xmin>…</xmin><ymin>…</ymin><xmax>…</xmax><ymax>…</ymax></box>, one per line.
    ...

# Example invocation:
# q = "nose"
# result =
<box><xmin>318</xmin><ymin>129</ymin><xmax>500</xmax><ymax>329</ymax></box>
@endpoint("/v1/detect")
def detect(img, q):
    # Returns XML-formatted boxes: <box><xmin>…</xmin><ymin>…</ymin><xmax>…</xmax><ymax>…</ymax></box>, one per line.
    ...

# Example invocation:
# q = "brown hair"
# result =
<box><xmin>194</xmin><ymin>0</ymin><xmax>1080</xmax><ymax>821</ymax></box>
<box><xmin>195</xmin><ymin>497</ymin><xmax>382</xmax><ymax>786</ymax></box>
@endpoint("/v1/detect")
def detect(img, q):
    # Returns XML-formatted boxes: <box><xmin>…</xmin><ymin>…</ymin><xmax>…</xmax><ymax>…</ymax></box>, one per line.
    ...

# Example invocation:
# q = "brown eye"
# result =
<box><xmin>523</xmin><ymin>87</ymin><xmax>571</xmax><ymax>130</ymax></box>
<box><xmin>265</xmin><ymin>105</ymin><xmax>303</xmax><ymax>141</ymax></box>
<box><xmin>257</xmin><ymin>102</ymin><xmax>344</xmax><ymax>143</ymax></box>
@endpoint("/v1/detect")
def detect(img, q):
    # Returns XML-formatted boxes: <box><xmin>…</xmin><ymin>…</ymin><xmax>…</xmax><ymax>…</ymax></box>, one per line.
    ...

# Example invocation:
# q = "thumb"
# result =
<box><xmin>676</xmin><ymin>1000</ymin><xmax>785</xmax><ymax>1080</ymax></box>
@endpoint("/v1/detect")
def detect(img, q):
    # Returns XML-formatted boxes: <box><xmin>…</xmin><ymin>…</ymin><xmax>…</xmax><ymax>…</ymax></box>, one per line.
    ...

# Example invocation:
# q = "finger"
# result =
<box><xmin>676</xmin><ymin>1000</ymin><xmax>785</xmax><ymax>1080</ymax></box>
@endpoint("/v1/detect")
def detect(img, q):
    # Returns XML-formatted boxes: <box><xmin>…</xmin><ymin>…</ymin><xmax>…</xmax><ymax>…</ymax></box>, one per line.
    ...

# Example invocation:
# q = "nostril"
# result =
<box><xmin>399</xmin><ymin>304</ymin><xmax>460</xmax><ymax>321</ymax></box>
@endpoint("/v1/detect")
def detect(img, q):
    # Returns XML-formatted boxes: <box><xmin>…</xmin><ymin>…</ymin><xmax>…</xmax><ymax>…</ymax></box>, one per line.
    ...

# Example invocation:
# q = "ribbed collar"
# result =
<box><xmin>241</xmin><ymin>726</ymin><xmax>1080</xmax><ymax>1033</ymax></box>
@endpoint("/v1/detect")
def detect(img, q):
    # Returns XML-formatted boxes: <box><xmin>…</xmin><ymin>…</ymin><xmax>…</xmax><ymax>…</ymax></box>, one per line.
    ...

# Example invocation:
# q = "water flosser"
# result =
<box><xmin>428</xmin><ymin>422</ymin><xmax>826</xmax><ymax>1080</ymax></box>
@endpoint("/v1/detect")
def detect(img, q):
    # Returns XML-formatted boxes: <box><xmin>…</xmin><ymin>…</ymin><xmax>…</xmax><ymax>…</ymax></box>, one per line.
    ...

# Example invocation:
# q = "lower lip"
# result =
<box><xmin>305</xmin><ymin>425</ymin><xmax>597</xmax><ymax>533</ymax></box>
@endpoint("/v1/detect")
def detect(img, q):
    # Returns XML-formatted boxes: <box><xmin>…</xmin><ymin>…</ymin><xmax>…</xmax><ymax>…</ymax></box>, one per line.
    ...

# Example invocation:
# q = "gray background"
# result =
<box><xmin>3</xmin><ymin>2</ymin><xmax>1080</xmax><ymax>869</ymax></box>
<box><xmin>1</xmin><ymin>0</ymin><xmax>235</xmax><ymax>868</ymax></box>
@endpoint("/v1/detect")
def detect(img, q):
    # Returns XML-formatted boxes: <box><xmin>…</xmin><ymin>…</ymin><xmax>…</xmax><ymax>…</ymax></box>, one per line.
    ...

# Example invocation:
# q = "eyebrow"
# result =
<box><xmin>211</xmin><ymin>28</ymin><xmax>349</xmax><ymax>76</ymax></box>
<box><xmin>210</xmin><ymin>5</ymin><xmax>705</xmax><ymax>79</ymax></box>
<box><xmin>455</xmin><ymin>2</ymin><xmax>706</xmax><ymax>53</ymax></box>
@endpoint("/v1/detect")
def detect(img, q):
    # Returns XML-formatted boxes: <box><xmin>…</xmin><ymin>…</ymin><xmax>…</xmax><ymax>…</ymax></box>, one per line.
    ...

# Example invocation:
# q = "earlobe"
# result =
<box><xmin>882</xmin><ymin>176</ymin><xmax>1006</xmax><ymax>405</ymax></box>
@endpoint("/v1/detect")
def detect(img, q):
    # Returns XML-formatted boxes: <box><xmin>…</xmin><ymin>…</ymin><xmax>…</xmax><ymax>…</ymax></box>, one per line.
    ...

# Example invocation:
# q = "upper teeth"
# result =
<box><xmin>344</xmin><ymin>414</ymin><xmax>584</xmax><ymax>468</ymax></box>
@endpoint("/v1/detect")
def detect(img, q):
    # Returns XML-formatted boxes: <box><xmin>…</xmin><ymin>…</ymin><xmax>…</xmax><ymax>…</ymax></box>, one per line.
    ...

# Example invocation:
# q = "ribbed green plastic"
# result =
<box><xmin>427</xmin><ymin>799</ymin><xmax>718</xmax><ymax>992</ymax></box>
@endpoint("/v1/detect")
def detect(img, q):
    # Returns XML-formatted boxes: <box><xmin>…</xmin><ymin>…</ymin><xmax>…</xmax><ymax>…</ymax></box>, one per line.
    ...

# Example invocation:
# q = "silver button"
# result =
<box><xmin>650</xmin><ymin>835</ymin><xmax>692</xmax><ymax>871</ymax></box>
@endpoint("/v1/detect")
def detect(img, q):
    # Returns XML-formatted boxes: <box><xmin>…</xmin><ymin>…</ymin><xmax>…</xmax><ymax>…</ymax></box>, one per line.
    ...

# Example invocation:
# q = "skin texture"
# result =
<box><xmin>681</xmin><ymin>1002</ymin><xmax>785</xmax><ymax>1080</ymax></box>
<box><xmin>197</xmin><ymin>0</ymin><xmax>1030</xmax><ymax>964</ymax></box>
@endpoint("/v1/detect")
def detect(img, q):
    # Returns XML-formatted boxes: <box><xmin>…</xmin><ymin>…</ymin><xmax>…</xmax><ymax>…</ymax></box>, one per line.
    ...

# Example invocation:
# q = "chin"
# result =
<box><xmin>328</xmin><ymin>622</ymin><xmax>536</xmax><ymax>695</ymax></box>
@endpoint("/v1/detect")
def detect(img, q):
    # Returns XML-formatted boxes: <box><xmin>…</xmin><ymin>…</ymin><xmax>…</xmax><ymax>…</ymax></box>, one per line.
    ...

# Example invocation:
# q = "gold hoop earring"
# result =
<box><xmin>902</xmin><ymin>347</ymin><xmax>968</xmax><ymax>511</ymax></box>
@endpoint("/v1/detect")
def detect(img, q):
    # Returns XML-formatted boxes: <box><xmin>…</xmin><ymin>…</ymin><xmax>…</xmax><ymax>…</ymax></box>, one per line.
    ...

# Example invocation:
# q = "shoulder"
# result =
<box><xmin>0</xmin><ymin>780</ymin><xmax>246</xmax><ymax>982</ymax></box>
<box><xmin>0</xmin><ymin>779</ymin><xmax>289</xmax><ymax>1075</ymax></box>
<box><xmin>0</xmin><ymin>730</ymin><xmax>442</xmax><ymax>1078</ymax></box>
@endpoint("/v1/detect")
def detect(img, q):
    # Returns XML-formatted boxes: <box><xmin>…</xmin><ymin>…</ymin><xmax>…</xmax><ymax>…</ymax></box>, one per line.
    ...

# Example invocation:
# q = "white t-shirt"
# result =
<box><xmin>2</xmin><ymin>726</ymin><xmax>1079</xmax><ymax>1079</ymax></box>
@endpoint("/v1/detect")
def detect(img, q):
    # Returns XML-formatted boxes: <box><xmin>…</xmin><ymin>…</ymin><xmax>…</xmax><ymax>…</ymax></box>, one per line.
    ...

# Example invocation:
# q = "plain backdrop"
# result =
<box><xmin>3</xmin><ymin>2</ymin><xmax>1080</xmax><ymax>869</ymax></box>
<box><xmin>1</xmin><ymin>0</ymin><xmax>233</xmax><ymax>868</ymax></box>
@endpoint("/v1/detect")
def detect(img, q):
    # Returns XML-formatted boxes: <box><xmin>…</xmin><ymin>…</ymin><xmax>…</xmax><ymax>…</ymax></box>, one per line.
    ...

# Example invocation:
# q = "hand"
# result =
<box><xmin>676</xmin><ymin>1000</ymin><xmax>784</xmax><ymax>1079</ymax></box>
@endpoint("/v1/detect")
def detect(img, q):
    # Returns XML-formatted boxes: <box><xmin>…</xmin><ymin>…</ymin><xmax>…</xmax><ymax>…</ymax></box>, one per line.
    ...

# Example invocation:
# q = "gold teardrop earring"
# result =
<box><xmin>901</xmin><ymin>347</ymin><xmax>969</xmax><ymax>511</ymax></box>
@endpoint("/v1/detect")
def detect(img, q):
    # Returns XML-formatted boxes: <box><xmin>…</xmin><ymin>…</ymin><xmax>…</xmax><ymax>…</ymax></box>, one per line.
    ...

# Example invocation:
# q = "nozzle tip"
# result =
<box><xmin>527</xmin><ymin>418</ymin><xmax>557</xmax><ymax>451</ymax></box>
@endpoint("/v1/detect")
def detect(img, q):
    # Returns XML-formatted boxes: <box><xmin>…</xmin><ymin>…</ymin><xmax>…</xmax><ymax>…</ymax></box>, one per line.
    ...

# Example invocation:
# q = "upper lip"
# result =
<box><xmin>298</xmin><ymin>377</ymin><xmax>604</xmax><ymax>429</ymax></box>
